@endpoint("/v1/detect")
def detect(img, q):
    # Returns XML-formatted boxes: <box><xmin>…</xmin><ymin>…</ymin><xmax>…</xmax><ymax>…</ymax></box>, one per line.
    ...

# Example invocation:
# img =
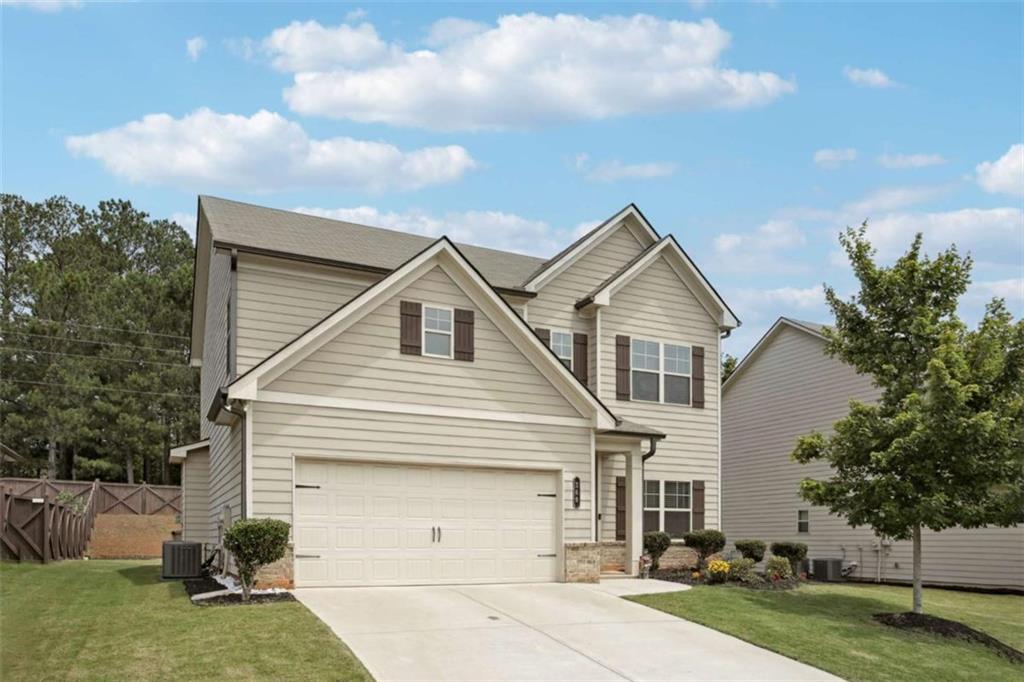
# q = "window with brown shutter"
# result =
<box><xmin>692</xmin><ymin>345</ymin><xmax>705</xmax><ymax>409</ymax></box>
<box><xmin>453</xmin><ymin>308</ymin><xmax>474</xmax><ymax>361</ymax></box>
<box><xmin>615</xmin><ymin>335</ymin><xmax>631</xmax><ymax>400</ymax></box>
<box><xmin>399</xmin><ymin>301</ymin><xmax>422</xmax><ymax>355</ymax></box>
<box><xmin>572</xmin><ymin>333</ymin><xmax>588</xmax><ymax>383</ymax></box>
<box><xmin>692</xmin><ymin>480</ymin><xmax>705</xmax><ymax>530</ymax></box>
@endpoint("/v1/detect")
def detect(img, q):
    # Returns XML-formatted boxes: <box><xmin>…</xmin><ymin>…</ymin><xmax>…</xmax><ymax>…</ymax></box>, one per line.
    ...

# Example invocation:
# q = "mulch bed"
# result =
<box><xmin>182</xmin><ymin>575</ymin><xmax>297</xmax><ymax>607</ymax></box>
<box><xmin>874</xmin><ymin>612</ymin><xmax>1024</xmax><ymax>664</ymax></box>
<box><xmin>652</xmin><ymin>570</ymin><xmax>803</xmax><ymax>591</ymax></box>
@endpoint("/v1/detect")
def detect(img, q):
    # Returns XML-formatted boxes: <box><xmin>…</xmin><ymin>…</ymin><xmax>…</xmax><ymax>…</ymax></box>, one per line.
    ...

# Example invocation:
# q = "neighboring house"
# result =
<box><xmin>169</xmin><ymin>196</ymin><xmax>738</xmax><ymax>588</ymax></box>
<box><xmin>721</xmin><ymin>317</ymin><xmax>1024</xmax><ymax>591</ymax></box>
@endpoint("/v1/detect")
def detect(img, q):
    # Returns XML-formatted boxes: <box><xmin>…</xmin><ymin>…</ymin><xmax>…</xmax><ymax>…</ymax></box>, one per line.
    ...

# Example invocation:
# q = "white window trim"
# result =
<box><xmin>421</xmin><ymin>303</ymin><xmax>454</xmax><ymax>359</ymax></box>
<box><xmin>549</xmin><ymin>328</ymin><xmax>574</xmax><ymax>371</ymax></box>
<box><xmin>798</xmin><ymin>509</ymin><xmax>810</xmax><ymax>534</ymax></box>
<box><xmin>643</xmin><ymin>479</ymin><xmax>693</xmax><ymax>536</ymax></box>
<box><xmin>630</xmin><ymin>337</ymin><xmax>693</xmax><ymax>406</ymax></box>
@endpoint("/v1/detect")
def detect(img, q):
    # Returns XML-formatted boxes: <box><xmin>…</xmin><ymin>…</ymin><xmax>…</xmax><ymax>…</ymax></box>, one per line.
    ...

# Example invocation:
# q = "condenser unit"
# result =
<box><xmin>812</xmin><ymin>558</ymin><xmax>845</xmax><ymax>582</ymax></box>
<box><xmin>162</xmin><ymin>541</ymin><xmax>202</xmax><ymax>579</ymax></box>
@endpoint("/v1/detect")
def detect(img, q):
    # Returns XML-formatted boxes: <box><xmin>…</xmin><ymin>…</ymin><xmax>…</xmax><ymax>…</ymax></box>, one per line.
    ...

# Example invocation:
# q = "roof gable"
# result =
<box><xmin>576</xmin><ymin>237</ymin><xmax>740</xmax><ymax>330</ymax></box>
<box><xmin>523</xmin><ymin>204</ymin><xmax>659</xmax><ymax>292</ymax></box>
<box><xmin>227</xmin><ymin>238</ymin><xmax>618</xmax><ymax>429</ymax></box>
<box><xmin>722</xmin><ymin>317</ymin><xmax>827</xmax><ymax>392</ymax></box>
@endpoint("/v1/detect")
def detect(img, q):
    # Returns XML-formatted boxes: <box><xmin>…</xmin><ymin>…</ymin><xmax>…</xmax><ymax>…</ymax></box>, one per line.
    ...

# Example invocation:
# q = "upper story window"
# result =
<box><xmin>423</xmin><ymin>306</ymin><xmax>453</xmax><ymax>358</ymax></box>
<box><xmin>631</xmin><ymin>339</ymin><xmax>692</xmax><ymax>405</ymax></box>
<box><xmin>550</xmin><ymin>330</ymin><xmax>573</xmax><ymax>370</ymax></box>
<box><xmin>798</xmin><ymin>509</ymin><xmax>810</xmax><ymax>534</ymax></box>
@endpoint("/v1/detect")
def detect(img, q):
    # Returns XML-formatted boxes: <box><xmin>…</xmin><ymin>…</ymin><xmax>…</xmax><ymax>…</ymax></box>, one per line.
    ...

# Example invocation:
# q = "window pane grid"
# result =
<box><xmin>551</xmin><ymin>331</ymin><xmax>573</xmax><ymax>368</ymax></box>
<box><xmin>664</xmin><ymin>481</ymin><xmax>690</xmax><ymax>509</ymax></box>
<box><xmin>631</xmin><ymin>339</ymin><xmax>660</xmax><ymax>371</ymax></box>
<box><xmin>424</xmin><ymin>307</ymin><xmax>452</xmax><ymax>332</ymax></box>
<box><xmin>664</xmin><ymin>344</ymin><xmax>691</xmax><ymax>376</ymax></box>
<box><xmin>643</xmin><ymin>480</ymin><xmax>660</xmax><ymax>509</ymax></box>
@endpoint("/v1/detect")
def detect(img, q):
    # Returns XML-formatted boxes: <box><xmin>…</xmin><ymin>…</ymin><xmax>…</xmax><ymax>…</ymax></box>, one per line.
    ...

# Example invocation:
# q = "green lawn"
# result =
<box><xmin>0</xmin><ymin>560</ymin><xmax>372</xmax><ymax>681</ymax></box>
<box><xmin>630</xmin><ymin>582</ymin><xmax>1024</xmax><ymax>682</ymax></box>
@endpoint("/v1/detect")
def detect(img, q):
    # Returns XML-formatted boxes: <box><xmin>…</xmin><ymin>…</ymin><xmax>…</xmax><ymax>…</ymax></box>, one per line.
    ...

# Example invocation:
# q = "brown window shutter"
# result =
<box><xmin>692</xmin><ymin>480</ymin><xmax>705</xmax><ymax>530</ymax></box>
<box><xmin>535</xmin><ymin>327</ymin><xmax>550</xmax><ymax>346</ymax></box>
<box><xmin>692</xmin><ymin>345</ymin><xmax>705</xmax><ymax>408</ymax></box>
<box><xmin>615</xmin><ymin>476</ymin><xmax>625</xmax><ymax>541</ymax></box>
<box><xmin>453</xmin><ymin>308</ymin><xmax>475</xmax><ymax>361</ymax></box>
<box><xmin>572</xmin><ymin>333</ymin><xmax>588</xmax><ymax>383</ymax></box>
<box><xmin>399</xmin><ymin>301</ymin><xmax>422</xmax><ymax>355</ymax></box>
<box><xmin>615</xmin><ymin>335</ymin><xmax>631</xmax><ymax>400</ymax></box>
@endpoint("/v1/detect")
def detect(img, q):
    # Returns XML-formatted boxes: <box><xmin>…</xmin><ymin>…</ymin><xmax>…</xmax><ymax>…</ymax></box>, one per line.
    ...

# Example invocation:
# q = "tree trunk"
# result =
<box><xmin>47</xmin><ymin>438</ymin><xmax>57</xmax><ymax>479</ymax></box>
<box><xmin>125</xmin><ymin>454</ymin><xmax>134</xmax><ymax>484</ymax></box>
<box><xmin>912</xmin><ymin>523</ymin><xmax>923</xmax><ymax>614</ymax></box>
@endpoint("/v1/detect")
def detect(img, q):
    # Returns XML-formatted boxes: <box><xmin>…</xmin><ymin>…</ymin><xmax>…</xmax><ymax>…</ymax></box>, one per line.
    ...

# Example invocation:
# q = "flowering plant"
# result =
<box><xmin>706</xmin><ymin>559</ymin><xmax>731</xmax><ymax>584</ymax></box>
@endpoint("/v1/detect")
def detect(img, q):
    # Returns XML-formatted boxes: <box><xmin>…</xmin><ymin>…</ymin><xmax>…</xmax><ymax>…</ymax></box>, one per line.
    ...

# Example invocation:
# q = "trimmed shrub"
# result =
<box><xmin>223</xmin><ymin>518</ymin><xmax>291</xmax><ymax>601</ymax></box>
<box><xmin>727</xmin><ymin>557</ymin><xmax>758</xmax><ymax>584</ymax></box>
<box><xmin>706</xmin><ymin>559</ymin><xmax>731</xmax><ymax>584</ymax></box>
<box><xmin>643</xmin><ymin>531</ymin><xmax>672</xmax><ymax>571</ymax></box>
<box><xmin>733</xmin><ymin>539</ymin><xmax>766</xmax><ymax>563</ymax></box>
<box><xmin>765</xmin><ymin>556</ymin><xmax>793</xmax><ymax>581</ymax></box>
<box><xmin>683</xmin><ymin>529</ymin><xmax>726</xmax><ymax>569</ymax></box>
<box><xmin>770</xmin><ymin>541</ymin><xmax>808</xmax><ymax>575</ymax></box>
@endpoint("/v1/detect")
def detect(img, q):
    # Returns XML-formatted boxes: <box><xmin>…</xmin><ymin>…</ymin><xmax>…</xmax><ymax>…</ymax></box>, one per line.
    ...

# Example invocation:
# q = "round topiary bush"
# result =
<box><xmin>765</xmin><ymin>556</ymin><xmax>793</xmax><ymax>581</ymax></box>
<box><xmin>727</xmin><ymin>557</ymin><xmax>759</xmax><ymax>584</ymax></box>
<box><xmin>223</xmin><ymin>518</ymin><xmax>291</xmax><ymax>601</ymax></box>
<box><xmin>770</xmin><ymin>541</ymin><xmax>808</xmax><ymax>575</ymax></box>
<box><xmin>683</xmin><ymin>529</ymin><xmax>726</xmax><ymax>569</ymax></box>
<box><xmin>734</xmin><ymin>539</ymin><xmax>766</xmax><ymax>562</ymax></box>
<box><xmin>643</xmin><ymin>531</ymin><xmax>672</xmax><ymax>570</ymax></box>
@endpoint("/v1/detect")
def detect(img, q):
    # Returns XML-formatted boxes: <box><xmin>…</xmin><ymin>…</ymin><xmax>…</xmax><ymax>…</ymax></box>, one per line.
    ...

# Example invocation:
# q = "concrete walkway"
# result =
<box><xmin>295</xmin><ymin>580</ymin><xmax>840</xmax><ymax>681</ymax></box>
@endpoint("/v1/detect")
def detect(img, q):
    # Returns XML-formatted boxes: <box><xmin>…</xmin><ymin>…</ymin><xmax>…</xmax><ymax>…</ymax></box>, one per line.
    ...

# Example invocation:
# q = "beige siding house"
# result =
<box><xmin>172</xmin><ymin>197</ymin><xmax>739</xmax><ymax>587</ymax></box>
<box><xmin>722</xmin><ymin>318</ymin><xmax>1024</xmax><ymax>591</ymax></box>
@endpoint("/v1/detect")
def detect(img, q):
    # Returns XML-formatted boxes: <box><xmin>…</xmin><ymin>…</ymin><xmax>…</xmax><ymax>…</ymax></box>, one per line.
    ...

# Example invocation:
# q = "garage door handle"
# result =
<box><xmin>295</xmin><ymin>554</ymin><xmax>320</xmax><ymax>559</ymax></box>
<box><xmin>431</xmin><ymin>526</ymin><xmax>436</xmax><ymax>542</ymax></box>
<box><xmin>437</xmin><ymin>527</ymin><xmax>442</xmax><ymax>542</ymax></box>
<box><xmin>537</xmin><ymin>553</ymin><xmax>556</xmax><ymax>558</ymax></box>
<box><xmin>295</xmin><ymin>484</ymin><xmax>320</xmax><ymax>489</ymax></box>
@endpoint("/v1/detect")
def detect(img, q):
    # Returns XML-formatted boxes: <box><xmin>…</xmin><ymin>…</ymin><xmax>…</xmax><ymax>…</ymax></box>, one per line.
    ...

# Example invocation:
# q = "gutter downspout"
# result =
<box><xmin>221</xmin><ymin>399</ymin><xmax>246</xmax><ymax>520</ymax></box>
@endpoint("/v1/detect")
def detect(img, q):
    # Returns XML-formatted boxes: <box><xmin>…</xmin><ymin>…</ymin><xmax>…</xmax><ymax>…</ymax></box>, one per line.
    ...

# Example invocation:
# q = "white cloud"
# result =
<box><xmin>574</xmin><ymin>154</ymin><xmax>678</xmax><ymax>183</ymax></box>
<box><xmin>864</xmin><ymin>207</ymin><xmax>1023</xmax><ymax>263</ymax></box>
<box><xmin>294</xmin><ymin>206</ymin><xmax>566</xmax><ymax>257</ymax></box>
<box><xmin>572</xmin><ymin>220</ymin><xmax>603</xmax><ymax>239</ymax></box>
<box><xmin>968</xmin><ymin>278</ymin><xmax>1024</xmax><ymax>306</ymax></box>
<box><xmin>843</xmin><ymin>66</ymin><xmax>898</xmax><ymax>89</ymax></box>
<box><xmin>712</xmin><ymin>220</ymin><xmax>808</xmax><ymax>273</ymax></box>
<box><xmin>224</xmin><ymin>37</ymin><xmax>257</xmax><ymax>61</ymax></box>
<box><xmin>877</xmin><ymin>152</ymin><xmax>946</xmax><ymax>169</ymax></box>
<box><xmin>185</xmin><ymin>36</ymin><xmax>206</xmax><ymax>62</ymax></box>
<box><xmin>737</xmin><ymin>284</ymin><xmax>825</xmax><ymax>309</ymax></box>
<box><xmin>814</xmin><ymin>148</ymin><xmax>857</xmax><ymax>169</ymax></box>
<box><xmin>262</xmin><ymin>19</ymin><xmax>391</xmax><ymax>71</ymax></box>
<box><xmin>65</xmin><ymin>108</ymin><xmax>477</xmax><ymax>192</ymax></box>
<box><xmin>2</xmin><ymin>0</ymin><xmax>81</xmax><ymax>11</ymax></box>
<box><xmin>344</xmin><ymin>7</ymin><xmax>367</xmax><ymax>22</ymax></box>
<box><xmin>842</xmin><ymin>185</ymin><xmax>950</xmax><ymax>216</ymax></box>
<box><xmin>424</xmin><ymin>17</ymin><xmax>488</xmax><ymax>47</ymax></box>
<box><xmin>976</xmin><ymin>144</ymin><xmax>1024</xmax><ymax>197</ymax></box>
<box><xmin>269</xmin><ymin>14</ymin><xmax>795</xmax><ymax>130</ymax></box>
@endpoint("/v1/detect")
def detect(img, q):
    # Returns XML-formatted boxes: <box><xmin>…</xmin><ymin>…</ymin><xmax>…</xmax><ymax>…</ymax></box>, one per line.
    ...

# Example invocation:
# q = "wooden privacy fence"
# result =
<box><xmin>0</xmin><ymin>482</ymin><xmax>96</xmax><ymax>563</ymax></box>
<box><xmin>0</xmin><ymin>479</ymin><xmax>182</xmax><ymax>563</ymax></box>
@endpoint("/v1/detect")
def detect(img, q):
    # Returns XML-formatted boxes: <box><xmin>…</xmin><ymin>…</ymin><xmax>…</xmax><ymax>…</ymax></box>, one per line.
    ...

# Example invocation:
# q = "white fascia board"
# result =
<box><xmin>524</xmin><ymin>205</ymin><xmax>658</xmax><ymax>293</ymax></box>
<box><xmin>168</xmin><ymin>438</ymin><xmax>210</xmax><ymax>464</ymax></box>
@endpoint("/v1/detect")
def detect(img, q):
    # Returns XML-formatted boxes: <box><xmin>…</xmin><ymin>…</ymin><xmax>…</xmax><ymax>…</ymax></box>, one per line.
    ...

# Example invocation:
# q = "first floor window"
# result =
<box><xmin>798</xmin><ymin>509</ymin><xmax>809</xmax><ymax>534</ymax></box>
<box><xmin>423</xmin><ymin>306</ymin><xmax>453</xmax><ymax>357</ymax></box>
<box><xmin>642</xmin><ymin>479</ymin><xmax>692</xmax><ymax>538</ymax></box>
<box><xmin>550</xmin><ymin>330</ymin><xmax>573</xmax><ymax>370</ymax></box>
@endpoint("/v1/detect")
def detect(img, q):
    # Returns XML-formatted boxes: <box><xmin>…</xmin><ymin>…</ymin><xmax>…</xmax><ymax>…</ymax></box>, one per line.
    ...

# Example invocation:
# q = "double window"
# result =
<box><xmin>423</xmin><ymin>306</ymin><xmax>453</xmax><ymax>358</ymax></box>
<box><xmin>642</xmin><ymin>479</ymin><xmax>692</xmax><ymax>538</ymax></box>
<box><xmin>631</xmin><ymin>339</ymin><xmax>692</xmax><ymax>405</ymax></box>
<box><xmin>550</xmin><ymin>330</ymin><xmax>573</xmax><ymax>370</ymax></box>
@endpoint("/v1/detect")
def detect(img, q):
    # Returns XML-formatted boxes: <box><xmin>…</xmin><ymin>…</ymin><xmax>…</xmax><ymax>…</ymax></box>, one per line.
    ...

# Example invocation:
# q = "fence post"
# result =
<box><xmin>42</xmin><ymin>496</ymin><xmax>51</xmax><ymax>564</ymax></box>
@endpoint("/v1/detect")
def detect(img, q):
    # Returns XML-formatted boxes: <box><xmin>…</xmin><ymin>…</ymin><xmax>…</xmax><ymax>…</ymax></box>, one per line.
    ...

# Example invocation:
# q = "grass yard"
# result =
<box><xmin>630</xmin><ymin>582</ymin><xmax>1024</xmax><ymax>682</ymax></box>
<box><xmin>0</xmin><ymin>560</ymin><xmax>372</xmax><ymax>681</ymax></box>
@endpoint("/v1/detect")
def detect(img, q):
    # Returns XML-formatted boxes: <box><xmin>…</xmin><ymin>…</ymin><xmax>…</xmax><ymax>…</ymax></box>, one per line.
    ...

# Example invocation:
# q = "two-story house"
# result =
<box><xmin>169</xmin><ymin>197</ymin><xmax>739</xmax><ymax>587</ymax></box>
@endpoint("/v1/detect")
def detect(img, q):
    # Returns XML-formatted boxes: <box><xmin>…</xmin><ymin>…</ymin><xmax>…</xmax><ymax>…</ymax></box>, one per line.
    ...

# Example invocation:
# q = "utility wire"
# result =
<box><xmin>10</xmin><ymin>380</ymin><xmax>198</xmax><ymax>399</ymax></box>
<box><xmin>1</xmin><ymin>330</ymin><xmax>186</xmax><ymax>355</ymax></box>
<box><xmin>0</xmin><ymin>347</ymin><xmax>193</xmax><ymax>369</ymax></box>
<box><xmin>4</xmin><ymin>318</ymin><xmax>189</xmax><ymax>340</ymax></box>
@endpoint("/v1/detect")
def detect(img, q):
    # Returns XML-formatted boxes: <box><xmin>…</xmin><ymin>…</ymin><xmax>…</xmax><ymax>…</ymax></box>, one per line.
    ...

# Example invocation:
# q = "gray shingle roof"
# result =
<box><xmin>199</xmin><ymin>196</ymin><xmax>547</xmax><ymax>292</ymax></box>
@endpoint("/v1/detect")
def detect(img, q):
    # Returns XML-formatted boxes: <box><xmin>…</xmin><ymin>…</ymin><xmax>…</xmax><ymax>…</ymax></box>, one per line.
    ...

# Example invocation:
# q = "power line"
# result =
<box><xmin>0</xmin><ymin>347</ymin><xmax>193</xmax><ymax>369</ymax></box>
<box><xmin>1</xmin><ymin>330</ymin><xmax>186</xmax><ymax>355</ymax></box>
<box><xmin>10</xmin><ymin>380</ymin><xmax>198</xmax><ymax>399</ymax></box>
<box><xmin>8</xmin><ymin>318</ymin><xmax>189</xmax><ymax>340</ymax></box>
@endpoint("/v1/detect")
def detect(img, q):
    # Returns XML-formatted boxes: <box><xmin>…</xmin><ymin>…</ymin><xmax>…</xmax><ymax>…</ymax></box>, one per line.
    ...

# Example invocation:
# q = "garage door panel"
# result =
<box><xmin>294</xmin><ymin>459</ymin><xmax>560</xmax><ymax>587</ymax></box>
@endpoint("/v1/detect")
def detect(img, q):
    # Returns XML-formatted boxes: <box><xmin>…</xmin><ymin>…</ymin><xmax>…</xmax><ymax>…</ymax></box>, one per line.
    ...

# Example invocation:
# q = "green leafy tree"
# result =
<box><xmin>721</xmin><ymin>354</ymin><xmax>738</xmax><ymax>384</ymax></box>
<box><xmin>793</xmin><ymin>225</ymin><xmax>1024</xmax><ymax>614</ymax></box>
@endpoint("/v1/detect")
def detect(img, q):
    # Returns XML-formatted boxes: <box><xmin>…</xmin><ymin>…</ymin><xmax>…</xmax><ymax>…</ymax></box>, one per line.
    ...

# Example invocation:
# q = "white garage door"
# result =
<box><xmin>293</xmin><ymin>459</ymin><xmax>561</xmax><ymax>587</ymax></box>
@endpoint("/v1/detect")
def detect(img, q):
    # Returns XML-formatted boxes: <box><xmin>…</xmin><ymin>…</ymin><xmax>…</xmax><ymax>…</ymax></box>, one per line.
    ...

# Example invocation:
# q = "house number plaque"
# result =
<box><xmin>572</xmin><ymin>476</ymin><xmax>581</xmax><ymax>508</ymax></box>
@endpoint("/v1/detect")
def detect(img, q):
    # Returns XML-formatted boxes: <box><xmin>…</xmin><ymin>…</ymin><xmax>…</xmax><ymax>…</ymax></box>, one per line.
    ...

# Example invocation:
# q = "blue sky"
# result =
<box><xmin>3</xmin><ymin>0</ymin><xmax>1022</xmax><ymax>355</ymax></box>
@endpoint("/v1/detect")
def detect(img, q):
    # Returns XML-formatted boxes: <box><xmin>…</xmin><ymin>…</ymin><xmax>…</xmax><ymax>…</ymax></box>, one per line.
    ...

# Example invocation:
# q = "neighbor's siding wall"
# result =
<box><xmin>721</xmin><ymin>324</ymin><xmax>1024</xmax><ymax>589</ymax></box>
<box><xmin>597</xmin><ymin>256</ymin><xmax>722</xmax><ymax>539</ymax></box>
<box><xmin>267</xmin><ymin>266</ymin><xmax>581</xmax><ymax>419</ymax></box>
<box><xmin>181</xmin><ymin>449</ymin><xmax>216</xmax><ymax>545</ymax></box>
<box><xmin>235</xmin><ymin>254</ymin><xmax>381</xmax><ymax>374</ymax></box>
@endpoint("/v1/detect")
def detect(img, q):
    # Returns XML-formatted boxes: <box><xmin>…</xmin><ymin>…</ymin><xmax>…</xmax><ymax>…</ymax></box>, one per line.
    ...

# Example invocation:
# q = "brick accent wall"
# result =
<box><xmin>86</xmin><ymin>514</ymin><xmax>180</xmax><ymax>559</ymax></box>
<box><xmin>599</xmin><ymin>541</ymin><xmax>626</xmax><ymax>572</ymax></box>
<box><xmin>564</xmin><ymin>542</ymin><xmax>601</xmax><ymax>582</ymax></box>
<box><xmin>255</xmin><ymin>544</ymin><xmax>294</xmax><ymax>589</ymax></box>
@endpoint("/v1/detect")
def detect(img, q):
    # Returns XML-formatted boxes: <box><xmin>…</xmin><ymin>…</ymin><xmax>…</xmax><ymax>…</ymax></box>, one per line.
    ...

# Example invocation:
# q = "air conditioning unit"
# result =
<box><xmin>812</xmin><ymin>558</ymin><xmax>845</xmax><ymax>582</ymax></box>
<box><xmin>162</xmin><ymin>541</ymin><xmax>202</xmax><ymax>579</ymax></box>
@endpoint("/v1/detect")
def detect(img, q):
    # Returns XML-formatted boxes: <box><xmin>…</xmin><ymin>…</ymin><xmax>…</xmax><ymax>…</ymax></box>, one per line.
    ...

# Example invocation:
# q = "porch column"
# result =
<box><xmin>623</xmin><ymin>445</ymin><xmax>644</xmax><ymax>576</ymax></box>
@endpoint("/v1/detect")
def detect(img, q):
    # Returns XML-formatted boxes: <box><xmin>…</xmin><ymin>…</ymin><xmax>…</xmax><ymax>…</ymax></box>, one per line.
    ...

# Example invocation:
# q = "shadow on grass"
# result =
<box><xmin>717</xmin><ymin>585</ymin><xmax>903</xmax><ymax>626</ymax></box>
<box><xmin>117</xmin><ymin>564</ymin><xmax>163</xmax><ymax>585</ymax></box>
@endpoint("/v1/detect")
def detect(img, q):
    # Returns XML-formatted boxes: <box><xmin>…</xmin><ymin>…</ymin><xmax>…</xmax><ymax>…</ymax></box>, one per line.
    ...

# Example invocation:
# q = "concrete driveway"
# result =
<box><xmin>295</xmin><ymin>580</ymin><xmax>839</xmax><ymax>681</ymax></box>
